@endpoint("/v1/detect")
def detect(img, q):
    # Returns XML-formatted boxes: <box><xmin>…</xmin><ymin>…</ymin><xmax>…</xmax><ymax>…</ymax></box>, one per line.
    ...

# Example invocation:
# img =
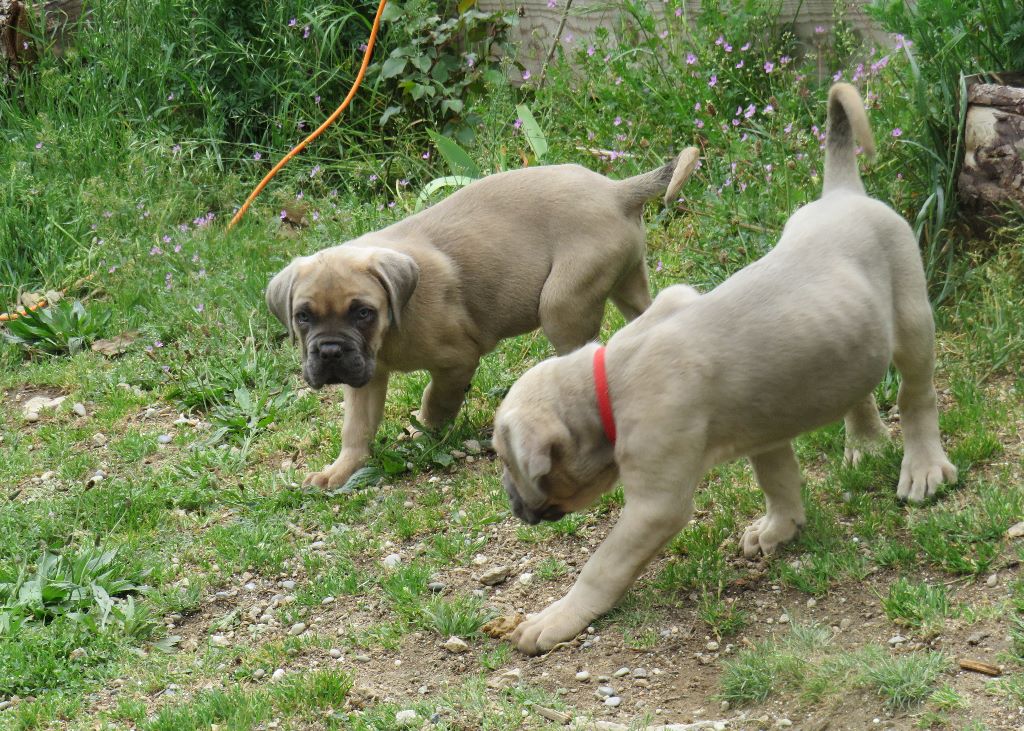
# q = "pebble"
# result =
<box><xmin>806</xmin><ymin>598</ymin><xmax>817</xmax><ymax>608</ymax></box>
<box><xmin>25</xmin><ymin>411</ymin><xmax>40</xmax><ymax>423</ymax></box>
<box><xmin>502</xmin><ymin>668</ymin><xmax>523</xmax><ymax>681</ymax></box>
<box><xmin>604</xmin><ymin>696</ymin><xmax>622</xmax><ymax>707</ymax></box>
<box><xmin>73</xmin><ymin>402</ymin><xmax>87</xmax><ymax>417</ymax></box>
<box><xmin>86</xmin><ymin>471</ymin><xmax>105</xmax><ymax>488</ymax></box>
<box><xmin>382</xmin><ymin>553</ymin><xmax>402</xmax><ymax>569</ymax></box>
<box><xmin>463</xmin><ymin>439</ymin><xmax>481</xmax><ymax>454</ymax></box>
<box><xmin>0</xmin><ymin>701</ymin><xmax>12</xmax><ymax>711</ymax></box>
<box><xmin>706</xmin><ymin>641</ymin><xmax>720</xmax><ymax>652</ymax></box>
<box><xmin>443</xmin><ymin>636</ymin><xmax>469</xmax><ymax>654</ymax></box>
<box><xmin>613</xmin><ymin>667</ymin><xmax>630</xmax><ymax>678</ymax></box>
<box><xmin>91</xmin><ymin>432</ymin><xmax>108</xmax><ymax>447</ymax></box>
<box><xmin>395</xmin><ymin>710</ymin><xmax>420</xmax><ymax>727</ymax></box>
<box><xmin>157</xmin><ymin>434</ymin><xmax>172</xmax><ymax>444</ymax></box>
<box><xmin>281</xmin><ymin>580</ymin><xmax>296</xmax><ymax>591</ymax></box>
<box><xmin>720</xmin><ymin>700</ymin><xmax>731</xmax><ymax>712</ymax></box>
<box><xmin>778</xmin><ymin>613</ymin><xmax>790</xmax><ymax>624</ymax></box>
<box><xmin>253</xmin><ymin>669</ymin><xmax>266</xmax><ymax>680</ymax></box>
<box><xmin>967</xmin><ymin>630</ymin><xmax>989</xmax><ymax>646</ymax></box>
<box><xmin>210</xmin><ymin>634</ymin><xmax>231</xmax><ymax>648</ymax></box>
<box><xmin>888</xmin><ymin>635</ymin><xmax>907</xmax><ymax>646</ymax></box>
<box><xmin>597</xmin><ymin>685</ymin><xmax>615</xmax><ymax>697</ymax></box>
<box><xmin>632</xmin><ymin>668</ymin><xmax>648</xmax><ymax>679</ymax></box>
<box><xmin>329</xmin><ymin>648</ymin><xmax>342</xmax><ymax>659</ymax></box>
<box><xmin>288</xmin><ymin>622</ymin><xmax>307</xmax><ymax>636</ymax></box>
<box><xmin>576</xmin><ymin>671</ymin><xmax>591</xmax><ymax>682</ymax></box>
<box><xmin>518</xmin><ymin>572</ymin><xmax>533</xmax><ymax>585</ymax></box>
<box><xmin>777</xmin><ymin>719</ymin><xmax>793</xmax><ymax>728</ymax></box>
<box><xmin>427</xmin><ymin>582</ymin><xmax>446</xmax><ymax>593</ymax></box>
<box><xmin>987</xmin><ymin>573</ymin><xmax>999</xmax><ymax>587</ymax></box>
<box><xmin>321</xmin><ymin>596</ymin><xmax>335</xmax><ymax>605</ymax></box>
<box><xmin>472</xmin><ymin>554</ymin><xmax>489</xmax><ymax>565</ymax></box>
<box><xmin>271</xmin><ymin>668</ymin><xmax>286</xmax><ymax>681</ymax></box>
<box><xmin>477</xmin><ymin>565</ymin><xmax>510</xmax><ymax>586</ymax></box>
<box><xmin>354</xmin><ymin>654</ymin><xmax>371</xmax><ymax>662</ymax></box>
<box><xmin>839</xmin><ymin>618</ymin><xmax>852</xmax><ymax>631</ymax></box>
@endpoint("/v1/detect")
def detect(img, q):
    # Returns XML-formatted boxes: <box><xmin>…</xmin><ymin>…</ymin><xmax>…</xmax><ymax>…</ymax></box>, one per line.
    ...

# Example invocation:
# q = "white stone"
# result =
<box><xmin>443</xmin><ymin>636</ymin><xmax>469</xmax><ymax>654</ymax></box>
<box><xmin>288</xmin><ymin>622</ymin><xmax>307</xmax><ymax>636</ymax></box>
<box><xmin>575</xmin><ymin>671</ymin><xmax>591</xmax><ymax>682</ymax></box>
<box><xmin>329</xmin><ymin>648</ymin><xmax>342</xmax><ymax>659</ymax></box>
<box><xmin>209</xmin><ymin>634</ymin><xmax>231</xmax><ymax>648</ymax></box>
<box><xmin>382</xmin><ymin>553</ymin><xmax>402</xmax><ymax>569</ymax></box>
<box><xmin>395</xmin><ymin>710</ymin><xmax>420</xmax><ymax>727</ymax></box>
<box><xmin>613</xmin><ymin>667</ymin><xmax>630</xmax><ymax>678</ymax></box>
<box><xmin>271</xmin><ymin>668</ymin><xmax>286</xmax><ymax>681</ymax></box>
<box><xmin>604</xmin><ymin>696</ymin><xmax>621</xmax><ymax>707</ymax></box>
<box><xmin>706</xmin><ymin>640</ymin><xmax>720</xmax><ymax>652</ymax></box>
<box><xmin>73</xmin><ymin>402</ymin><xmax>87</xmax><ymax>417</ymax></box>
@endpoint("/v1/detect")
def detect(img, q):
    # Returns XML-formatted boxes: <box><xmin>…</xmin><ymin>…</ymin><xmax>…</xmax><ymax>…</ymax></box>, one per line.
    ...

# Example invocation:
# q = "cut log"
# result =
<box><xmin>1</xmin><ymin>0</ymin><xmax>83</xmax><ymax>65</ymax></box>
<box><xmin>958</xmin><ymin>71</ymin><xmax>1024</xmax><ymax>212</ymax></box>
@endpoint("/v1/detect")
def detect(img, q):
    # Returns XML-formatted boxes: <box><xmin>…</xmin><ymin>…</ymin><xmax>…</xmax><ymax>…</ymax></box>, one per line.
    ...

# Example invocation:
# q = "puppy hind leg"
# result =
<box><xmin>892</xmin><ymin>300</ymin><xmax>957</xmax><ymax>503</ymax></box>
<box><xmin>539</xmin><ymin>276</ymin><xmax>605</xmax><ymax>355</ymax></box>
<box><xmin>610</xmin><ymin>262</ymin><xmax>653</xmax><ymax>322</ymax></box>
<box><xmin>419</xmin><ymin>363</ymin><xmax>478</xmax><ymax>429</ymax></box>
<box><xmin>742</xmin><ymin>443</ymin><xmax>806</xmax><ymax>558</ymax></box>
<box><xmin>843</xmin><ymin>392</ymin><xmax>890</xmax><ymax>465</ymax></box>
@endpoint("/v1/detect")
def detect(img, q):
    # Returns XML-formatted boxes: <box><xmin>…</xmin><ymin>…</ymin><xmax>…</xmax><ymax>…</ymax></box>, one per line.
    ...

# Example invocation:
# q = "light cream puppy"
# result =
<box><xmin>267</xmin><ymin>149</ymin><xmax>700</xmax><ymax>488</ymax></box>
<box><xmin>494</xmin><ymin>83</ymin><xmax>958</xmax><ymax>655</ymax></box>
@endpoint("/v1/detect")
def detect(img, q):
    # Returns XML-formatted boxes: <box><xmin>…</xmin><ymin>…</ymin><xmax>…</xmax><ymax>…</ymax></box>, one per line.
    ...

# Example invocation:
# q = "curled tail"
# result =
<box><xmin>617</xmin><ymin>146</ymin><xmax>700</xmax><ymax>213</ymax></box>
<box><xmin>823</xmin><ymin>83</ymin><xmax>876</xmax><ymax>196</ymax></box>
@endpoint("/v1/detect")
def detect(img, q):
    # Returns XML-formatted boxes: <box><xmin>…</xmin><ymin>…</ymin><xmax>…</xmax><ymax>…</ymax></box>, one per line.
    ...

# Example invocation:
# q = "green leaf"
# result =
<box><xmin>414</xmin><ymin>175</ymin><xmax>476</xmax><ymax>212</ymax></box>
<box><xmin>458</xmin><ymin>0</ymin><xmax>478</xmax><ymax>12</ymax></box>
<box><xmin>440</xmin><ymin>98</ymin><xmax>464</xmax><ymax>115</ymax></box>
<box><xmin>515</xmin><ymin>104</ymin><xmax>549</xmax><ymax>161</ymax></box>
<box><xmin>381</xmin><ymin>56</ymin><xmax>408</xmax><ymax>79</ymax></box>
<box><xmin>379</xmin><ymin>105</ymin><xmax>403</xmax><ymax>126</ymax></box>
<box><xmin>432</xmin><ymin>452</ymin><xmax>454</xmax><ymax>468</ymax></box>
<box><xmin>378</xmin><ymin>449</ymin><xmax>409</xmax><ymax>476</ymax></box>
<box><xmin>425</xmin><ymin>130</ymin><xmax>480</xmax><ymax>178</ymax></box>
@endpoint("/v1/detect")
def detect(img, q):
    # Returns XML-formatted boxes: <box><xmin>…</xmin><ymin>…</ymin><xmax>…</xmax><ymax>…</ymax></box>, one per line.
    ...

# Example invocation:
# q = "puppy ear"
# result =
<box><xmin>369</xmin><ymin>251</ymin><xmax>419</xmax><ymax>327</ymax></box>
<box><xmin>266</xmin><ymin>263</ymin><xmax>297</xmax><ymax>343</ymax></box>
<box><xmin>515</xmin><ymin>417</ymin><xmax>571</xmax><ymax>483</ymax></box>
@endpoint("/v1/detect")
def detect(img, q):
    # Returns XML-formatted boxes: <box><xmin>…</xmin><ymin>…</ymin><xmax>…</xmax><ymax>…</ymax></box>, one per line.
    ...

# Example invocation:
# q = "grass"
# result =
<box><xmin>1</xmin><ymin>0</ymin><xmax>1023</xmax><ymax>728</ymax></box>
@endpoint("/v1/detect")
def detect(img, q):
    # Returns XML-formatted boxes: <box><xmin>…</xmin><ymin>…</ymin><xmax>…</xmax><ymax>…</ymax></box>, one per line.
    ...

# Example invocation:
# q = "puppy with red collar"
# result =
<box><xmin>493</xmin><ymin>84</ymin><xmax>957</xmax><ymax>655</ymax></box>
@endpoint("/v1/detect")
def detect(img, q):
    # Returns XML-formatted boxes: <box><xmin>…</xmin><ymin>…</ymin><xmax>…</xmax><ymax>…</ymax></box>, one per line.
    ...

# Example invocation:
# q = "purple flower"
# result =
<box><xmin>735</xmin><ymin>59</ymin><xmax>744</xmax><ymax>68</ymax></box>
<box><xmin>388</xmin><ymin>201</ymin><xmax>396</xmax><ymax>208</ymax></box>
<box><xmin>780</xmin><ymin>55</ymin><xmax>792</xmax><ymax>65</ymax></box>
<box><xmin>195</xmin><ymin>303</ymin><xmax>205</xmax><ymax>313</ymax></box>
<box><xmin>740</xmin><ymin>42</ymin><xmax>750</xmax><ymax>51</ymax></box>
<box><xmin>315</xmin><ymin>95</ymin><xmax>321</xmax><ymax>105</ymax></box>
<box><xmin>167</xmin><ymin>92</ymin><xmax>175</xmax><ymax>101</ymax></box>
<box><xmin>763</xmin><ymin>104</ymin><xmax>774</xmax><ymax>114</ymax></box>
<box><xmin>513</xmin><ymin>118</ymin><xmax>523</xmax><ymax>130</ymax></box>
<box><xmin>369</xmin><ymin>173</ymin><xmax>378</xmax><ymax>182</ymax></box>
<box><xmin>815</xmin><ymin>25</ymin><xmax>825</xmax><ymax>34</ymax></box>
<box><xmin>731</xmin><ymin>118</ymin><xmax>740</xmax><ymax>126</ymax></box>
<box><xmin>892</xmin><ymin>128</ymin><xmax>903</xmax><ymax>137</ymax></box>
<box><xmin>694</xmin><ymin>102</ymin><xmax>701</xmax><ymax>111</ymax></box>
<box><xmin>783</xmin><ymin>122</ymin><xmax>793</xmax><ymax>135</ymax></box>
<box><xmin>466</xmin><ymin>55</ymin><xmax>476</xmax><ymax>69</ymax></box>
<box><xmin>547</xmin><ymin>0</ymin><xmax>556</xmax><ymax>7</ymax></box>
<box><xmin>35</xmin><ymin>141</ymin><xmax>43</xmax><ymax>150</ymax></box>
<box><xmin>295</xmin><ymin>191</ymin><xmax>303</xmax><ymax>200</ymax></box>
<box><xmin>191</xmin><ymin>254</ymin><xmax>200</xmax><ymax>262</ymax></box>
<box><xmin>288</xmin><ymin>17</ymin><xmax>297</xmax><ymax>27</ymax></box>
<box><xmin>715</xmin><ymin>35</ymin><xmax>724</xmax><ymax>46</ymax></box>
<box><xmin>162</xmin><ymin>235</ymin><xmax>172</xmax><ymax>244</ymax></box>
<box><xmin>871</xmin><ymin>55</ymin><xmax>890</xmax><ymax>73</ymax></box>
<box><xmin>154</xmin><ymin>340</ymin><xmax>164</xmax><ymax>348</ymax></box>
<box><xmin>174</xmin><ymin>244</ymin><xmax>182</xmax><ymax>253</ymax></box>
<box><xmin>253</xmin><ymin>151</ymin><xmax>262</xmax><ymax>161</ymax></box>
<box><xmin>312</xmin><ymin>211</ymin><xmax>320</xmax><ymax>221</ymax></box>
<box><xmin>522</xmin><ymin>69</ymin><xmax>531</xmax><ymax>81</ymax></box>
<box><xmin>655</xmin><ymin>260</ymin><xmax>663</xmax><ymax>273</ymax></box>
<box><xmin>764</xmin><ymin>60</ymin><xmax>774</xmax><ymax>73</ymax></box>
<box><xmin>587</xmin><ymin>45</ymin><xmax>595</xmax><ymax>57</ymax></box>
<box><xmin>198</xmin><ymin>269</ymin><xmax>206</xmax><ymax>278</ymax></box>
<box><xmin>303</xmin><ymin>25</ymin><xmax>310</xmax><ymax>39</ymax></box>
<box><xmin>695</xmin><ymin>118</ymin><xmax>704</xmax><ymax>129</ymax></box>
<box><xmin>659</xmin><ymin>29</ymin><xmax>669</xmax><ymax>39</ymax></box>
<box><xmin>832</xmin><ymin>70</ymin><xmax>843</xmax><ymax>81</ymax></box>
<box><xmin>398</xmin><ymin>179</ymin><xmax>409</xmax><ymax>187</ymax></box>
<box><xmin>613</xmin><ymin>116</ymin><xmax>622</xmax><ymax>126</ymax></box>
<box><xmin>310</xmin><ymin>165</ymin><xmax>321</xmax><ymax>178</ymax></box>
<box><xmin>164</xmin><ymin>274</ymin><xmax>172</xmax><ymax>290</ymax></box>
<box><xmin>103</xmin><ymin>211</ymin><xmax>113</xmax><ymax>218</ymax></box>
<box><xmin>614</xmin><ymin>76</ymin><xmax>622</xmax><ymax>85</ymax></box>
<box><xmin>108</xmin><ymin>265</ymin><xmax>117</xmax><ymax>273</ymax></box>
<box><xmin>280</xmin><ymin>210</ymin><xmax>287</xmax><ymax>220</ymax></box>
<box><xmin>674</xmin><ymin>7</ymin><xmax>682</xmax><ymax>16</ymax></box>
<box><xmin>724</xmin><ymin>43</ymin><xmax>733</xmax><ymax>53</ymax></box>
<box><xmin>172</xmin><ymin>144</ymin><xmax>181</xmax><ymax>154</ymax></box>
<box><xmin>22</xmin><ymin>41</ymin><xmax>28</xmax><ymax>50</ymax></box>
<box><xmin>708</xmin><ymin>74</ymin><xmax>717</xmax><ymax>87</ymax></box>
<box><xmin>744</xmin><ymin>104</ymin><xmax>756</xmax><ymax>118</ymax></box>
<box><xmin>150</xmin><ymin>246</ymin><xmax>163</xmax><ymax>256</ymax></box>
<box><xmin>686</xmin><ymin>52</ymin><xmax>697</xmax><ymax>65</ymax></box>
<box><xmin>422</xmin><ymin>150</ymin><xmax>430</xmax><ymax>160</ymax></box>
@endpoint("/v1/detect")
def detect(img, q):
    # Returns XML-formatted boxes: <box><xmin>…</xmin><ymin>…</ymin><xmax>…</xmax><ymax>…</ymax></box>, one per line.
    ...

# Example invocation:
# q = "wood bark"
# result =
<box><xmin>1</xmin><ymin>0</ymin><xmax>82</xmax><ymax>65</ymax></box>
<box><xmin>958</xmin><ymin>74</ymin><xmax>1024</xmax><ymax>211</ymax></box>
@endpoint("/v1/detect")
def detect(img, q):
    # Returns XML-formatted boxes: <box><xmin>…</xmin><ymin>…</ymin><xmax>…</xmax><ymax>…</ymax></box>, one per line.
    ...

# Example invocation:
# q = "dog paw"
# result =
<box><xmin>741</xmin><ymin>514</ymin><xmax>803</xmax><ymax>559</ymax></box>
<box><xmin>510</xmin><ymin>598</ymin><xmax>590</xmax><ymax>655</ymax></box>
<box><xmin>302</xmin><ymin>464</ymin><xmax>356</xmax><ymax>489</ymax></box>
<box><xmin>844</xmin><ymin>438</ymin><xmax>887</xmax><ymax>467</ymax></box>
<box><xmin>897</xmin><ymin>451</ymin><xmax>957</xmax><ymax>503</ymax></box>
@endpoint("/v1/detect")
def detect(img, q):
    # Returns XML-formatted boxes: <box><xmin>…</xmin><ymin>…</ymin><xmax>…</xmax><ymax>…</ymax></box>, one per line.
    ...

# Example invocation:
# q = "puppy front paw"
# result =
<box><xmin>741</xmin><ymin>513</ymin><xmax>804</xmax><ymax>559</ymax></box>
<box><xmin>844</xmin><ymin>436</ymin><xmax>889</xmax><ymax>466</ymax></box>
<box><xmin>510</xmin><ymin>598</ymin><xmax>590</xmax><ymax>655</ymax></box>
<box><xmin>302</xmin><ymin>463</ymin><xmax>358</xmax><ymax>489</ymax></box>
<box><xmin>897</xmin><ymin>451</ymin><xmax>957</xmax><ymax>503</ymax></box>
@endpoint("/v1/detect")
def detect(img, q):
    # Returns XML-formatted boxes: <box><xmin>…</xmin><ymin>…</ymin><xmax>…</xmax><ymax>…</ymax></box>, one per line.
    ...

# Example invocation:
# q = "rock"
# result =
<box><xmin>502</xmin><ymin>668</ymin><xmax>523</xmax><ymax>682</ymax></box>
<box><xmin>72</xmin><ymin>402</ymin><xmax>87</xmax><ymax>417</ymax></box>
<box><xmin>329</xmin><ymin>648</ymin><xmax>343</xmax><ymax>658</ymax></box>
<box><xmin>69</xmin><ymin>647</ymin><xmax>86</xmax><ymax>660</ymax></box>
<box><xmin>23</xmin><ymin>395</ymin><xmax>65</xmax><ymax>416</ymax></box>
<box><xmin>518</xmin><ymin>572</ymin><xmax>534</xmax><ymax>585</ymax></box>
<box><xmin>597</xmin><ymin>685</ymin><xmax>615</xmax><ymax>697</ymax></box>
<box><xmin>395</xmin><ymin>710</ymin><xmax>420</xmax><ymax>727</ymax></box>
<box><xmin>778</xmin><ymin>613</ymin><xmax>790</xmax><ymax>624</ymax></box>
<box><xmin>91</xmin><ymin>432</ymin><xmax>108</xmax><ymax>447</ymax></box>
<box><xmin>0</xmin><ymin>701</ymin><xmax>12</xmax><ymax>711</ymax></box>
<box><xmin>575</xmin><ymin>671</ymin><xmax>591</xmax><ymax>682</ymax></box>
<box><xmin>463</xmin><ymin>439</ymin><xmax>482</xmax><ymax>454</ymax></box>
<box><xmin>720</xmin><ymin>700</ymin><xmax>731</xmax><ymax>712</ymax></box>
<box><xmin>253</xmin><ymin>668</ymin><xmax>266</xmax><ymax>680</ymax></box>
<box><xmin>25</xmin><ymin>412</ymin><xmax>39</xmax><ymax>423</ymax></box>
<box><xmin>706</xmin><ymin>640</ymin><xmax>720</xmax><ymax>652</ymax></box>
<box><xmin>428</xmin><ymin>582</ymin><xmax>446</xmax><ymax>593</ymax></box>
<box><xmin>777</xmin><ymin>719</ymin><xmax>793</xmax><ymax>728</ymax></box>
<box><xmin>321</xmin><ymin>596</ymin><xmax>335</xmax><ymax>605</ymax></box>
<box><xmin>477</xmin><ymin>565</ymin><xmax>511</xmax><ymax>586</ymax></box>
<box><xmin>451</xmin><ymin>450</ymin><xmax>467</xmax><ymax>459</ymax></box>
<box><xmin>967</xmin><ymin>630</ymin><xmax>990</xmax><ymax>646</ymax></box>
<box><xmin>888</xmin><ymin>635</ymin><xmax>907</xmax><ymax>646</ymax></box>
<box><xmin>1007</xmin><ymin>521</ymin><xmax>1024</xmax><ymax>539</ymax></box>
<box><xmin>986</xmin><ymin>573</ymin><xmax>999</xmax><ymax>587</ymax></box>
<box><xmin>632</xmin><ymin>668</ymin><xmax>648</xmax><ymax>679</ymax></box>
<box><xmin>839</xmin><ymin>618</ymin><xmax>852</xmax><ymax>631</ymax></box>
<box><xmin>613</xmin><ymin>667</ymin><xmax>630</xmax><ymax>678</ymax></box>
<box><xmin>281</xmin><ymin>580</ymin><xmax>296</xmax><ymax>591</ymax></box>
<box><xmin>210</xmin><ymin>634</ymin><xmax>231</xmax><ymax>648</ymax></box>
<box><xmin>354</xmin><ymin>653</ymin><xmax>371</xmax><ymax>662</ymax></box>
<box><xmin>443</xmin><ymin>636</ymin><xmax>469</xmax><ymax>654</ymax></box>
<box><xmin>806</xmin><ymin>598</ymin><xmax>817</xmax><ymax>608</ymax></box>
<box><xmin>604</xmin><ymin>696</ymin><xmax>622</xmax><ymax>707</ymax></box>
<box><xmin>271</xmin><ymin>668</ymin><xmax>286</xmax><ymax>681</ymax></box>
<box><xmin>472</xmin><ymin>554</ymin><xmax>488</xmax><ymax>565</ymax></box>
<box><xmin>86</xmin><ymin>471</ymin><xmax>105</xmax><ymax>488</ymax></box>
<box><xmin>288</xmin><ymin>622</ymin><xmax>307</xmax><ymax>636</ymax></box>
<box><xmin>157</xmin><ymin>434</ymin><xmax>172</xmax><ymax>444</ymax></box>
<box><xmin>382</xmin><ymin>553</ymin><xmax>402</xmax><ymax>569</ymax></box>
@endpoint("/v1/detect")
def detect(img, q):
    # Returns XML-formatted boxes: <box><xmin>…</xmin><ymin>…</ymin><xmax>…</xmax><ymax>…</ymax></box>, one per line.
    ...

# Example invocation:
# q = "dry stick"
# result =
<box><xmin>959</xmin><ymin>658</ymin><xmax>1002</xmax><ymax>677</ymax></box>
<box><xmin>537</xmin><ymin>0</ymin><xmax>574</xmax><ymax>89</ymax></box>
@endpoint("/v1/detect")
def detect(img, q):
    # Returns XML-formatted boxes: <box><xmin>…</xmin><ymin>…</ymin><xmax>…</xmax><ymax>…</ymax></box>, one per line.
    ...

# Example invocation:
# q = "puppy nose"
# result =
<box><xmin>317</xmin><ymin>341</ymin><xmax>345</xmax><ymax>359</ymax></box>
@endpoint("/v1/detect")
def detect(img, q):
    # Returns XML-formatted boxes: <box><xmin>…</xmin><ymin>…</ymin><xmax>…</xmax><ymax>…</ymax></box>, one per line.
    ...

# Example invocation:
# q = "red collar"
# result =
<box><xmin>593</xmin><ymin>346</ymin><xmax>616</xmax><ymax>445</ymax></box>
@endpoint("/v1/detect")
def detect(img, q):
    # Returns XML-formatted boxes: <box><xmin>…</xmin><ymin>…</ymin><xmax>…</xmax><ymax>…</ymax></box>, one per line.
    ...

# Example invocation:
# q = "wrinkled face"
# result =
<box><xmin>493</xmin><ymin>377</ymin><xmax>619</xmax><ymax>525</ymax></box>
<box><xmin>290</xmin><ymin>263</ymin><xmax>390</xmax><ymax>389</ymax></box>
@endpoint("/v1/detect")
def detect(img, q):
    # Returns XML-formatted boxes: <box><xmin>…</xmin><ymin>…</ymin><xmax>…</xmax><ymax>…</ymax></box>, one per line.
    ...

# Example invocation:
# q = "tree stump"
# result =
<box><xmin>1</xmin><ymin>0</ymin><xmax>83</xmax><ymax>66</ymax></box>
<box><xmin>958</xmin><ymin>72</ymin><xmax>1024</xmax><ymax>212</ymax></box>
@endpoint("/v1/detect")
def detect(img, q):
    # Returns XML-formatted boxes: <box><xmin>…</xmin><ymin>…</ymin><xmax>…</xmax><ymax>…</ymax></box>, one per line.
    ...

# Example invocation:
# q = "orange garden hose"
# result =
<box><xmin>1</xmin><ymin>0</ymin><xmax>387</xmax><ymax>322</ymax></box>
<box><xmin>228</xmin><ymin>0</ymin><xmax>389</xmax><ymax>230</ymax></box>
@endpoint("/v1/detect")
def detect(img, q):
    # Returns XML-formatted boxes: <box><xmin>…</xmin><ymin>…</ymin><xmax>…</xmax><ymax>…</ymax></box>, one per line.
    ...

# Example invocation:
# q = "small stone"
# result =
<box><xmin>888</xmin><ymin>635</ymin><xmax>907</xmax><ymax>646</ymax></box>
<box><xmin>597</xmin><ymin>685</ymin><xmax>615</xmax><ymax>697</ymax></box>
<box><xmin>477</xmin><ymin>565</ymin><xmax>511</xmax><ymax>586</ymax></box>
<box><xmin>288</xmin><ymin>622</ymin><xmax>307</xmax><ymax>636</ymax></box>
<box><xmin>706</xmin><ymin>640</ymin><xmax>720</xmax><ymax>652</ymax></box>
<box><xmin>395</xmin><ymin>710</ymin><xmax>420</xmax><ymax>727</ymax></box>
<box><xmin>778</xmin><ymin>613</ymin><xmax>790</xmax><ymax>624</ymax></box>
<box><xmin>271</xmin><ymin>668</ymin><xmax>286</xmax><ymax>681</ymax></box>
<box><xmin>253</xmin><ymin>668</ymin><xmax>266</xmax><ymax>679</ymax></box>
<box><xmin>444</xmin><ymin>636</ymin><xmax>469</xmax><ymax>654</ymax></box>
<box><xmin>502</xmin><ymin>668</ymin><xmax>523</xmax><ymax>681</ymax></box>
<box><xmin>73</xmin><ymin>402</ymin><xmax>87</xmax><ymax>417</ymax></box>
<box><xmin>69</xmin><ymin>647</ymin><xmax>86</xmax><ymax>660</ymax></box>
<box><xmin>0</xmin><ymin>701</ymin><xmax>12</xmax><ymax>711</ymax></box>
<box><xmin>91</xmin><ymin>432</ymin><xmax>108</xmax><ymax>447</ymax></box>
<box><xmin>382</xmin><ymin>553</ymin><xmax>402</xmax><ymax>569</ymax></box>
<box><xmin>604</xmin><ymin>696</ymin><xmax>621</xmax><ymax>707</ymax></box>
<box><xmin>209</xmin><ymin>634</ymin><xmax>231</xmax><ymax>648</ymax></box>
<box><xmin>575</xmin><ymin>671</ymin><xmax>591</xmax><ymax>682</ymax></box>
<box><xmin>281</xmin><ymin>580</ymin><xmax>296</xmax><ymax>591</ymax></box>
<box><xmin>321</xmin><ymin>596</ymin><xmax>335</xmax><ymax>605</ymax></box>
<box><xmin>25</xmin><ymin>411</ymin><xmax>40</xmax><ymax>423</ymax></box>
<box><xmin>518</xmin><ymin>572</ymin><xmax>533</xmax><ymax>585</ymax></box>
<box><xmin>329</xmin><ymin>648</ymin><xmax>342</xmax><ymax>659</ymax></box>
<box><xmin>463</xmin><ymin>439</ymin><xmax>481</xmax><ymax>454</ymax></box>
<box><xmin>967</xmin><ymin>630</ymin><xmax>989</xmax><ymax>646</ymax></box>
<box><xmin>86</xmin><ymin>471</ymin><xmax>105</xmax><ymax>488</ymax></box>
<box><xmin>720</xmin><ymin>700</ymin><xmax>731</xmax><ymax>712</ymax></box>
<box><xmin>632</xmin><ymin>668</ymin><xmax>648</xmax><ymax>679</ymax></box>
<box><xmin>613</xmin><ymin>667</ymin><xmax>630</xmax><ymax>678</ymax></box>
<box><xmin>986</xmin><ymin>573</ymin><xmax>999</xmax><ymax>587</ymax></box>
<box><xmin>427</xmin><ymin>582</ymin><xmax>446</xmax><ymax>593</ymax></box>
<box><xmin>280</xmin><ymin>458</ymin><xmax>294</xmax><ymax>470</ymax></box>
<box><xmin>354</xmin><ymin>654</ymin><xmax>371</xmax><ymax>662</ymax></box>
<box><xmin>806</xmin><ymin>598</ymin><xmax>817</xmax><ymax>608</ymax></box>
<box><xmin>157</xmin><ymin>434</ymin><xmax>172</xmax><ymax>444</ymax></box>
<box><xmin>840</xmin><ymin>618</ymin><xmax>852</xmax><ymax>631</ymax></box>
<box><xmin>1006</xmin><ymin>521</ymin><xmax>1024</xmax><ymax>539</ymax></box>
<box><xmin>451</xmin><ymin>450</ymin><xmax>467</xmax><ymax>459</ymax></box>
<box><xmin>472</xmin><ymin>554</ymin><xmax>488</xmax><ymax>565</ymax></box>
<box><xmin>777</xmin><ymin>719</ymin><xmax>793</xmax><ymax>728</ymax></box>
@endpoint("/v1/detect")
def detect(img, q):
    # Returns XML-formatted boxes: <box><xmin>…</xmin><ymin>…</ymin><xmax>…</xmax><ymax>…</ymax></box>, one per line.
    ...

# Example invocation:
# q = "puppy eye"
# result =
<box><xmin>355</xmin><ymin>306</ymin><xmax>374</xmax><ymax>321</ymax></box>
<box><xmin>294</xmin><ymin>311</ymin><xmax>311</xmax><ymax>325</ymax></box>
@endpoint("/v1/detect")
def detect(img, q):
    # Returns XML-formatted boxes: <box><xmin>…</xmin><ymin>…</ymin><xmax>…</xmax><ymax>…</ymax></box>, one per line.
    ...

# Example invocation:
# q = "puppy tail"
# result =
<box><xmin>823</xmin><ymin>83</ymin><xmax>875</xmax><ymax>196</ymax></box>
<box><xmin>616</xmin><ymin>146</ymin><xmax>700</xmax><ymax>214</ymax></box>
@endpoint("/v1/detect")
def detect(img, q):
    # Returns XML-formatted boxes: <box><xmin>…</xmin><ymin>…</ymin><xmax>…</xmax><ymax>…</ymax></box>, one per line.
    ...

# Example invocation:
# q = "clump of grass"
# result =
<box><xmin>419</xmin><ymin>596</ymin><xmax>493</xmax><ymax>639</ymax></box>
<box><xmin>697</xmin><ymin>593</ymin><xmax>747</xmax><ymax>638</ymax></box>
<box><xmin>881</xmin><ymin>578</ymin><xmax>957</xmax><ymax>635</ymax></box>
<box><xmin>859</xmin><ymin>649</ymin><xmax>950</xmax><ymax>710</ymax></box>
<box><xmin>2</xmin><ymin>299</ymin><xmax>111</xmax><ymax>355</ymax></box>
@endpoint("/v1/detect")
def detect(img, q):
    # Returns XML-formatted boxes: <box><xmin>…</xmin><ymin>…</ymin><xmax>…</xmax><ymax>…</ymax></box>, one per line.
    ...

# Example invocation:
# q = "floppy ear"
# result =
<box><xmin>369</xmin><ymin>251</ymin><xmax>419</xmax><ymax>327</ymax></box>
<box><xmin>512</xmin><ymin>414</ymin><xmax>571</xmax><ymax>483</ymax></box>
<box><xmin>266</xmin><ymin>262</ymin><xmax>297</xmax><ymax>343</ymax></box>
